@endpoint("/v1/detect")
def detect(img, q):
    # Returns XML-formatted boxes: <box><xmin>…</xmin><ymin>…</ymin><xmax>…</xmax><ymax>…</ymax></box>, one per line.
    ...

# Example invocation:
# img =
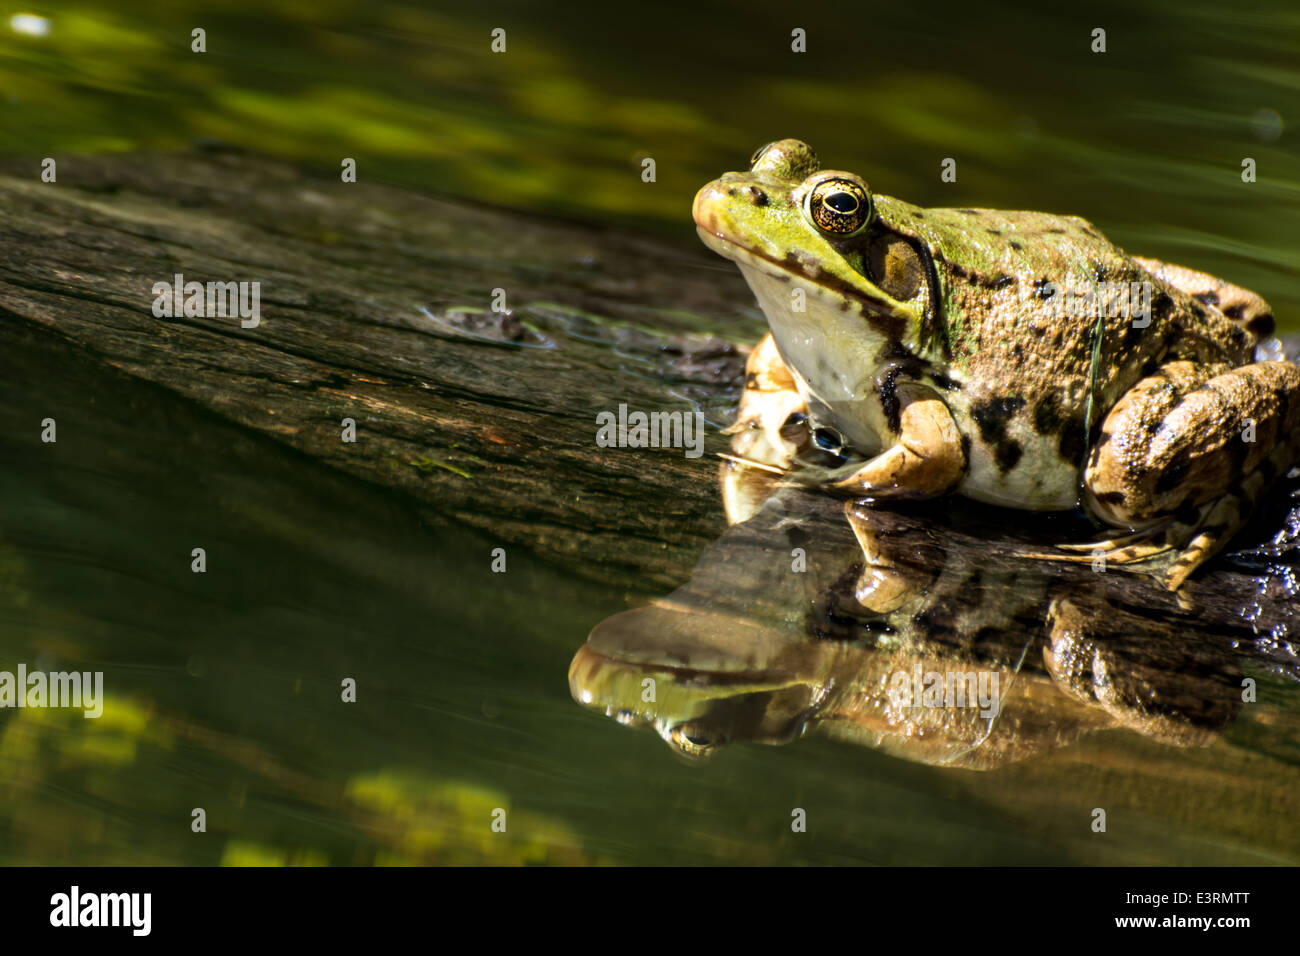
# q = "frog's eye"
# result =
<box><xmin>807</xmin><ymin>178</ymin><xmax>872</xmax><ymax>236</ymax></box>
<box><xmin>665</xmin><ymin>723</ymin><xmax>723</xmax><ymax>762</ymax></box>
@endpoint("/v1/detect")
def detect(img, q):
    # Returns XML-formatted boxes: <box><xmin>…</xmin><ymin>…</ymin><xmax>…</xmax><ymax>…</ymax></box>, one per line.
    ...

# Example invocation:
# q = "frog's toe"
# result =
<box><xmin>1069</xmin><ymin>493</ymin><xmax>1246</xmax><ymax>589</ymax></box>
<box><xmin>1020</xmin><ymin>523</ymin><xmax>1183</xmax><ymax>574</ymax></box>
<box><xmin>1054</xmin><ymin>526</ymin><xmax>1166</xmax><ymax>554</ymax></box>
<box><xmin>1162</xmin><ymin>494</ymin><xmax>1251</xmax><ymax>590</ymax></box>
<box><xmin>1041</xmin><ymin>494</ymin><xmax>1245</xmax><ymax>588</ymax></box>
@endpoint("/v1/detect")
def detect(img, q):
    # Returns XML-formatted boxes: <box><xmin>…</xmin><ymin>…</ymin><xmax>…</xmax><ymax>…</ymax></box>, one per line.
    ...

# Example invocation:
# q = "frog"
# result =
<box><xmin>694</xmin><ymin>139</ymin><xmax>1300</xmax><ymax>589</ymax></box>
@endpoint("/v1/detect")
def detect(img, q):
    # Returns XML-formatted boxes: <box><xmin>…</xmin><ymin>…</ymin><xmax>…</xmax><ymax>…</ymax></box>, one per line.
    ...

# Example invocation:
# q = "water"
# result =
<box><xmin>1</xmin><ymin>0</ymin><xmax>1299</xmax><ymax>864</ymax></box>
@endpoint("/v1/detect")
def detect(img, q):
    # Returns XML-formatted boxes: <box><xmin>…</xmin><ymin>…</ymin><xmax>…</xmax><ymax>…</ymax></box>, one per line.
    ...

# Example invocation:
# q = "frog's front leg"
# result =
<box><xmin>816</xmin><ymin>384</ymin><xmax>966</xmax><ymax>499</ymax></box>
<box><xmin>1084</xmin><ymin>359</ymin><xmax>1300</xmax><ymax>589</ymax></box>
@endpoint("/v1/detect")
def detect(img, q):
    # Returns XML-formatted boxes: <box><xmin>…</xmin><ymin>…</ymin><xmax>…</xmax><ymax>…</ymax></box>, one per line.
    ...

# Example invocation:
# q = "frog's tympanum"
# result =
<box><xmin>694</xmin><ymin>140</ymin><xmax>1300</xmax><ymax>589</ymax></box>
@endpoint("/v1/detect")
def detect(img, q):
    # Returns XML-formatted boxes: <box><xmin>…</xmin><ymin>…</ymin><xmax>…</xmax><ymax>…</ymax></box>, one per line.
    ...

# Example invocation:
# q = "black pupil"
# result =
<box><xmin>813</xmin><ymin>427</ymin><xmax>841</xmax><ymax>451</ymax></box>
<box><xmin>825</xmin><ymin>191</ymin><xmax>858</xmax><ymax>213</ymax></box>
<box><xmin>685</xmin><ymin>734</ymin><xmax>710</xmax><ymax>746</ymax></box>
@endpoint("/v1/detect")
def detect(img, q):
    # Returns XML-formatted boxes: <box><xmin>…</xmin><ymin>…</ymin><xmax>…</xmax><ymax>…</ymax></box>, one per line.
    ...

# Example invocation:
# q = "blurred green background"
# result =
<box><xmin>3</xmin><ymin>0</ymin><xmax>1298</xmax><ymax>321</ymax></box>
<box><xmin>1</xmin><ymin>1</ymin><xmax>1298</xmax><ymax>865</ymax></box>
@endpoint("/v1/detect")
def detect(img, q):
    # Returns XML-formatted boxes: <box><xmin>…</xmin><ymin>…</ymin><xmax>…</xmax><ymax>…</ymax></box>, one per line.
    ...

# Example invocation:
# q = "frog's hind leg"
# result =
<box><xmin>1083</xmin><ymin>359</ymin><xmax>1300</xmax><ymax>588</ymax></box>
<box><xmin>1134</xmin><ymin>256</ymin><xmax>1276</xmax><ymax>340</ymax></box>
<box><xmin>1162</xmin><ymin>435</ymin><xmax>1300</xmax><ymax>588</ymax></box>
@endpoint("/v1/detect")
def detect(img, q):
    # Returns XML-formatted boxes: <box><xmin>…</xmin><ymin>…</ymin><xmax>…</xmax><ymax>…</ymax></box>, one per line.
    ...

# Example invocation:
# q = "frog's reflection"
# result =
<box><xmin>570</xmin><ymin>458</ymin><xmax>1262</xmax><ymax>770</ymax></box>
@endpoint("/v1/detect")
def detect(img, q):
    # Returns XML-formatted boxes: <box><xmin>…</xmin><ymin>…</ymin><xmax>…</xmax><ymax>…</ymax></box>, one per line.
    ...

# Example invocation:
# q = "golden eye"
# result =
<box><xmin>807</xmin><ymin>177</ymin><xmax>872</xmax><ymax>236</ymax></box>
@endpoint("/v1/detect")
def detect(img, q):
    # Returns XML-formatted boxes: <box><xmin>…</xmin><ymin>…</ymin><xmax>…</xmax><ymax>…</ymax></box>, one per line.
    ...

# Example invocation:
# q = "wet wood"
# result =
<box><xmin>0</xmin><ymin>147</ymin><xmax>1297</xmax><ymax>627</ymax></box>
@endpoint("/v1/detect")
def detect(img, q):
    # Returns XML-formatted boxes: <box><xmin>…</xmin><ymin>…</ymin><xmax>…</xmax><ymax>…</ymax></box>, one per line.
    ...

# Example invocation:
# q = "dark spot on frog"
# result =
<box><xmin>1194</xmin><ymin>290</ymin><xmax>1220</xmax><ymax>307</ymax></box>
<box><xmin>1093</xmin><ymin>490</ymin><xmax>1125</xmax><ymax>505</ymax></box>
<box><xmin>1033</xmin><ymin>393</ymin><xmax>1064</xmax><ymax>435</ymax></box>
<box><xmin>1151</xmin><ymin>291</ymin><xmax>1174</xmax><ymax>321</ymax></box>
<box><xmin>985</xmin><ymin>228</ymin><xmax>1002</xmax><ymax>236</ymax></box>
<box><xmin>878</xmin><ymin>365</ymin><xmax>905</xmax><ymax>433</ymax></box>
<box><xmin>1224</xmin><ymin>430</ymin><xmax>1249</xmax><ymax>473</ymax></box>
<box><xmin>1154</xmin><ymin>458</ymin><xmax>1191</xmax><ymax>495</ymax></box>
<box><xmin>873</xmin><ymin>334</ymin><xmax>931</xmax><ymax>378</ymax></box>
<box><xmin>959</xmin><ymin>432</ymin><xmax>972</xmax><ymax>467</ymax></box>
<box><xmin>911</xmin><ymin>211</ymin><xmax>925</xmax><ymax>219</ymax></box>
<box><xmin>1173</xmin><ymin>500</ymin><xmax>1202</xmax><ymax>526</ymax></box>
<box><xmin>996</xmin><ymin>439</ymin><xmax>1023</xmax><ymax>471</ymax></box>
<box><xmin>1092</xmin><ymin>264</ymin><xmax>1106</xmax><ymax>283</ymax></box>
<box><xmin>1032</xmin><ymin>278</ymin><xmax>1055</xmax><ymax>300</ymax></box>
<box><xmin>957</xmin><ymin>208</ymin><xmax>978</xmax><ymax>214</ymax></box>
<box><xmin>1248</xmin><ymin>312</ymin><xmax>1275</xmax><ymax>337</ymax></box>
<box><xmin>1275</xmin><ymin>385</ymin><xmax>1291</xmax><ymax>430</ymax></box>
<box><xmin>750</xmin><ymin>190</ymin><xmax>769</xmax><ymax>207</ymax></box>
<box><xmin>1222</xmin><ymin>303</ymin><xmax>1244</xmax><ymax>319</ymax></box>
<box><xmin>971</xmin><ymin>395</ymin><xmax>1026</xmax><ymax>445</ymax></box>
<box><xmin>745</xmin><ymin>372</ymin><xmax>759</xmax><ymax>388</ymax></box>
<box><xmin>937</xmin><ymin>260</ymin><xmax>1018</xmax><ymax>290</ymax></box>
<box><xmin>1045</xmin><ymin>227</ymin><xmax>1065</xmax><ymax>235</ymax></box>
<box><xmin>1010</xmin><ymin>240</ymin><xmax>1023</xmax><ymax>251</ymax></box>
<box><xmin>930</xmin><ymin>371</ymin><xmax>960</xmax><ymax>391</ymax></box>
<box><xmin>1057</xmin><ymin>413</ymin><xmax>1087</xmax><ymax>465</ymax></box>
<box><xmin>786</xmin><ymin>250</ymin><xmax>819</xmax><ymax>272</ymax></box>
<box><xmin>1121</xmin><ymin>321</ymin><xmax>1145</xmax><ymax>348</ymax></box>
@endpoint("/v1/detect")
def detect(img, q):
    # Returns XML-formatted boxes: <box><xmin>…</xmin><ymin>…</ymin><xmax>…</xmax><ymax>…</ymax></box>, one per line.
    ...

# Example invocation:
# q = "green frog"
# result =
<box><xmin>694</xmin><ymin>139</ymin><xmax>1300</xmax><ymax>589</ymax></box>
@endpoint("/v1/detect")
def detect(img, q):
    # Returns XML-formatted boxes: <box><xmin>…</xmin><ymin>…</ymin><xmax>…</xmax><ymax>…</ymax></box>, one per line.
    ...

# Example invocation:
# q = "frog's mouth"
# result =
<box><xmin>699</xmin><ymin>228</ymin><xmax>903</xmax><ymax>452</ymax></box>
<box><xmin>695</xmin><ymin>226</ymin><xmax>910</xmax><ymax>338</ymax></box>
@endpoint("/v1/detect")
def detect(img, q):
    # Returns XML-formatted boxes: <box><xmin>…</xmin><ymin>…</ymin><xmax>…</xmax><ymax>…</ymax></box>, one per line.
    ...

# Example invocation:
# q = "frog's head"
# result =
<box><xmin>568</xmin><ymin>604</ymin><xmax>831</xmax><ymax>764</ymax></box>
<box><xmin>694</xmin><ymin>141</ymin><xmax>937</xmax><ymax>439</ymax></box>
